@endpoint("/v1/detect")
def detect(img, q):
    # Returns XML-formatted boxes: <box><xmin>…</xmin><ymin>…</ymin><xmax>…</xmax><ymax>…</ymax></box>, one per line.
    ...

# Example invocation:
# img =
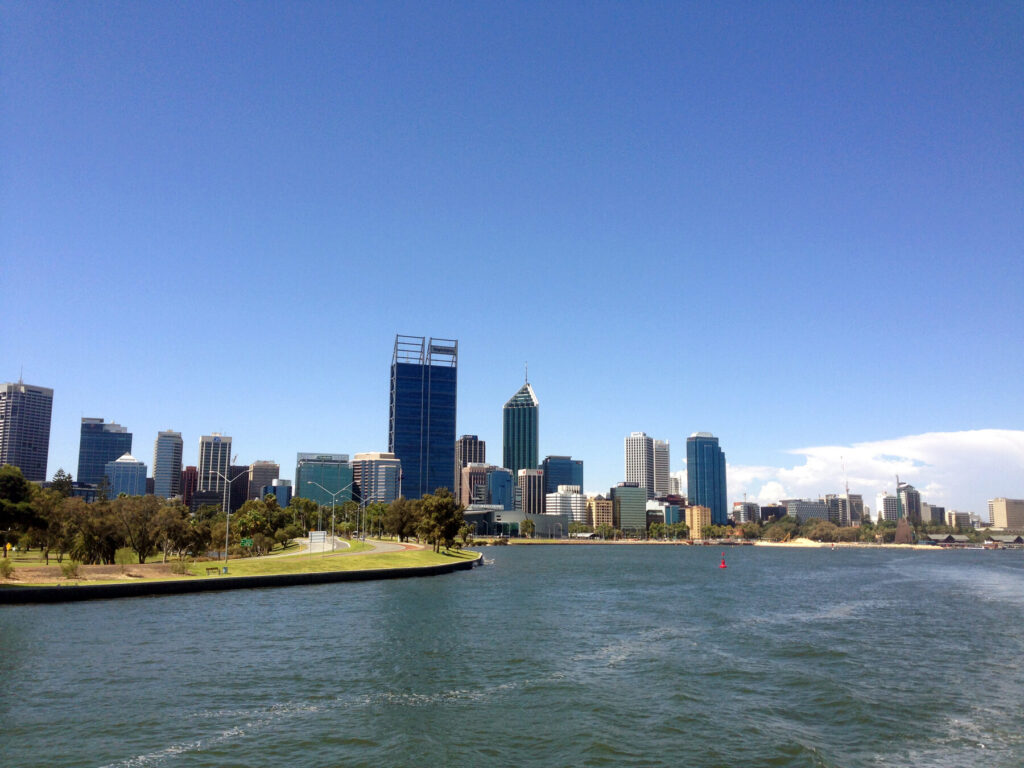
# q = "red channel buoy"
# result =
<box><xmin>719</xmin><ymin>552</ymin><xmax>727</xmax><ymax>569</ymax></box>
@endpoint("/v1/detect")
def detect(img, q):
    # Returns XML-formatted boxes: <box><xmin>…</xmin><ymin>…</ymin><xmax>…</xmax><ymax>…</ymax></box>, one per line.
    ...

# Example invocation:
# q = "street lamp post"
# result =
<box><xmin>306</xmin><ymin>480</ymin><xmax>355</xmax><ymax>554</ymax></box>
<box><xmin>212</xmin><ymin>467</ymin><xmax>250</xmax><ymax>573</ymax></box>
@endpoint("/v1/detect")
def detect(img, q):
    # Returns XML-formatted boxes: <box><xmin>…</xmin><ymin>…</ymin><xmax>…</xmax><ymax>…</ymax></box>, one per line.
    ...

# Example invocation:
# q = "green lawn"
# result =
<box><xmin>1</xmin><ymin>545</ymin><xmax>478</xmax><ymax>586</ymax></box>
<box><xmin>193</xmin><ymin>547</ymin><xmax>476</xmax><ymax>577</ymax></box>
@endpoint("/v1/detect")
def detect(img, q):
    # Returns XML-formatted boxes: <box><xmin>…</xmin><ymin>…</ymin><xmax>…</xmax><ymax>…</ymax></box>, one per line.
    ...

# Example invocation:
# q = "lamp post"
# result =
<box><xmin>212</xmin><ymin>467</ymin><xmax>250</xmax><ymax>572</ymax></box>
<box><xmin>306</xmin><ymin>480</ymin><xmax>355</xmax><ymax>554</ymax></box>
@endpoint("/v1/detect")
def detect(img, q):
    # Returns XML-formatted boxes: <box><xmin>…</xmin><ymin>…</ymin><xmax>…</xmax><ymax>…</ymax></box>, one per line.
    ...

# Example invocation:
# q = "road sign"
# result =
<box><xmin>240</xmin><ymin>538</ymin><xmax>253</xmax><ymax>547</ymax></box>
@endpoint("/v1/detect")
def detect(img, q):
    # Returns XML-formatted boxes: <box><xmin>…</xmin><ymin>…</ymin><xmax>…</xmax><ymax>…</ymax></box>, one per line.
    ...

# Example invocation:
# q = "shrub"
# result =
<box><xmin>61</xmin><ymin>561</ymin><xmax>81</xmax><ymax>579</ymax></box>
<box><xmin>0</xmin><ymin>559</ymin><xmax>14</xmax><ymax>579</ymax></box>
<box><xmin>170</xmin><ymin>559</ymin><xmax>192</xmax><ymax>575</ymax></box>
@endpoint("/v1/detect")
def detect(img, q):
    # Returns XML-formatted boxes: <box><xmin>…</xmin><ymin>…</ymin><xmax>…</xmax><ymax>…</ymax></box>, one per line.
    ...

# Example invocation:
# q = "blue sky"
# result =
<box><xmin>3</xmin><ymin>2</ymin><xmax>1022</xmax><ymax>511</ymax></box>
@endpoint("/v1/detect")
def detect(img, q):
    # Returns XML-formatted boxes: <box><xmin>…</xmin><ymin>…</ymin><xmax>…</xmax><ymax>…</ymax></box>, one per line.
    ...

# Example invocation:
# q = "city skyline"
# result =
<box><xmin>3</xmin><ymin>4</ymin><xmax>1022</xmax><ymax>513</ymax></box>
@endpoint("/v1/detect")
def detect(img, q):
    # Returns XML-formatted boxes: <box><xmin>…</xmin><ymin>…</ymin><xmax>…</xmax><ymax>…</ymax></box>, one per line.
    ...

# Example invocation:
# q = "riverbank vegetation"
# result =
<box><xmin>0</xmin><ymin>465</ymin><xmax>466</xmax><ymax>573</ymax></box>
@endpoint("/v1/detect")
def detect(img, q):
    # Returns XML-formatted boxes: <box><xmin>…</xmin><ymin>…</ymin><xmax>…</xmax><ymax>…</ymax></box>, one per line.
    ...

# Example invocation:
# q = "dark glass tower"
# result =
<box><xmin>77</xmin><ymin>418</ymin><xmax>133</xmax><ymax>486</ymax></box>
<box><xmin>686</xmin><ymin>432</ymin><xmax>728</xmax><ymax>525</ymax></box>
<box><xmin>389</xmin><ymin>335</ymin><xmax>458</xmax><ymax>500</ymax></box>
<box><xmin>502</xmin><ymin>381</ymin><xmax>539</xmax><ymax>479</ymax></box>
<box><xmin>540</xmin><ymin>455</ymin><xmax>583</xmax><ymax>495</ymax></box>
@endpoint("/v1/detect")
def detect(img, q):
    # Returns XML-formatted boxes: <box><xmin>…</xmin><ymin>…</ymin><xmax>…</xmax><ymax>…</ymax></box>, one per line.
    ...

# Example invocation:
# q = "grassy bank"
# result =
<box><xmin>0</xmin><ymin>546</ymin><xmax>477</xmax><ymax>587</ymax></box>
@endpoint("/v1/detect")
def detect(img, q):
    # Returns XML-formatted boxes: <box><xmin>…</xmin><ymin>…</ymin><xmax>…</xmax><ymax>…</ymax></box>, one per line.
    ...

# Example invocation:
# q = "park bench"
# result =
<box><xmin>205</xmin><ymin>567</ymin><xmax>221</xmax><ymax>576</ymax></box>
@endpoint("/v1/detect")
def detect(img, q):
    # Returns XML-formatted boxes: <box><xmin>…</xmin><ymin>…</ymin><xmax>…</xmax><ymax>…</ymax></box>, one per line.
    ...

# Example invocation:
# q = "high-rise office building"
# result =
<box><xmin>78</xmin><ymin>418</ymin><xmax>133</xmax><ymax>486</ymax></box>
<box><xmin>0</xmin><ymin>380</ymin><xmax>53</xmax><ymax>482</ymax></box>
<box><xmin>152</xmin><ymin>430</ymin><xmax>183</xmax><ymax>498</ymax></box>
<box><xmin>389</xmin><ymin>335</ymin><xmax>458</xmax><ymax>499</ymax></box>
<box><xmin>988</xmin><ymin>498</ymin><xmax>1024</xmax><ymax>530</ymax></box>
<box><xmin>181</xmin><ymin>466</ymin><xmax>198</xmax><ymax>508</ymax></box>
<box><xmin>732</xmin><ymin>501</ymin><xmax>759</xmax><ymax>524</ymax></box>
<box><xmin>669</xmin><ymin>475</ymin><xmax>683</xmax><ymax>496</ymax></box>
<box><xmin>351</xmin><ymin>452</ymin><xmax>402</xmax><ymax>505</ymax></box>
<box><xmin>295</xmin><ymin>454</ymin><xmax>354</xmax><ymax>506</ymax></box>
<box><xmin>875</xmin><ymin>492</ymin><xmax>900</xmax><ymax>522</ymax></box>
<box><xmin>540</xmin><ymin>455</ymin><xmax>583</xmax><ymax>495</ymax></box>
<box><xmin>460</xmin><ymin>462</ymin><xmax>492</xmax><ymax>506</ymax></box>
<box><xmin>653</xmin><ymin>440</ymin><xmax>670</xmax><ymax>498</ymax></box>
<box><xmin>248</xmin><ymin>461</ymin><xmax>280</xmax><ymax>501</ymax></box>
<box><xmin>611</xmin><ymin>482</ymin><xmax>648</xmax><ymax>534</ymax></box>
<box><xmin>503</xmin><ymin>380</ymin><xmax>539</xmax><ymax>479</ymax></box>
<box><xmin>487</xmin><ymin>466</ymin><xmax>515</xmax><ymax>510</ymax></box>
<box><xmin>454</xmin><ymin>435</ymin><xmax>485</xmax><ymax>501</ymax></box>
<box><xmin>686</xmin><ymin>432</ymin><xmax>728</xmax><ymax>525</ymax></box>
<box><xmin>898</xmin><ymin>482</ymin><xmax>922</xmax><ymax>524</ymax></box>
<box><xmin>197</xmin><ymin>434</ymin><xmax>232</xmax><ymax>507</ymax></box>
<box><xmin>228</xmin><ymin>464</ymin><xmax>249</xmax><ymax>512</ymax></box>
<box><xmin>517</xmin><ymin>469</ymin><xmax>545</xmax><ymax>515</ymax></box>
<box><xmin>624</xmin><ymin>432</ymin><xmax>655</xmax><ymax>499</ymax></box>
<box><xmin>105</xmin><ymin>453</ymin><xmax>147</xmax><ymax>497</ymax></box>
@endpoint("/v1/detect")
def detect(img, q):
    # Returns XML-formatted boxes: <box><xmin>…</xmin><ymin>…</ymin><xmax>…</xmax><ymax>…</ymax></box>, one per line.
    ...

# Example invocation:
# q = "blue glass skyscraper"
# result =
<box><xmin>77</xmin><ymin>418</ymin><xmax>132</xmax><ymax>486</ymax></box>
<box><xmin>686</xmin><ymin>432</ymin><xmax>728</xmax><ymax>525</ymax></box>
<box><xmin>389</xmin><ymin>335</ymin><xmax>458</xmax><ymax>500</ymax></box>
<box><xmin>540</xmin><ymin>455</ymin><xmax>583</xmax><ymax>495</ymax></box>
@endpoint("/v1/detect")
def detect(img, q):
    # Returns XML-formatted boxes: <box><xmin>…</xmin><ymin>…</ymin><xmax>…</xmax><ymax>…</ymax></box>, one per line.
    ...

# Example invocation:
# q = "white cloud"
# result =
<box><xmin>726</xmin><ymin>429</ymin><xmax>1024</xmax><ymax>515</ymax></box>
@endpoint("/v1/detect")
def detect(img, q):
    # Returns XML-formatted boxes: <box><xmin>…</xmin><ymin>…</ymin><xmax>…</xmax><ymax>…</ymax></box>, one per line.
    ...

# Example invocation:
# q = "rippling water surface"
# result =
<box><xmin>3</xmin><ymin>546</ymin><xmax>1024</xmax><ymax>767</ymax></box>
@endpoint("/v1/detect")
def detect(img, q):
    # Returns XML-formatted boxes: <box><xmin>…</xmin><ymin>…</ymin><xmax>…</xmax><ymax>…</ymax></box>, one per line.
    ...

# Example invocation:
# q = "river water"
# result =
<box><xmin>2</xmin><ymin>545</ymin><xmax>1023</xmax><ymax>767</ymax></box>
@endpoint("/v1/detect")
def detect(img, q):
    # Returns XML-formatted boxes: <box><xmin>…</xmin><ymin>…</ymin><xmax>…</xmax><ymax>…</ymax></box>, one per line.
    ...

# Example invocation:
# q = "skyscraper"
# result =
<box><xmin>78</xmin><ymin>418</ymin><xmax>132</xmax><ymax>486</ymax></box>
<box><xmin>152</xmin><ymin>430</ymin><xmax>183</xmax><ymax>498</ymax></box>
<box><xmin>352</xmin><ymin>452</ymin><xmax>402</xmax><ymax>505</ymax></box>
<box><xmin>181</xmin><ymin>466</ymin><xmax>198</xmax><ymax>508</ymax></box>
<box><xmin>503</xmin><ymin>380</ymin><xmax>539</xmax><ymax>479</ymax></box>
<box><xmin>295</xmin><ymin>453</ymin><xmax>354</xmax><ymax>506</ymax></box>
<box><xmin>653</xmin><ymin>440</ymin><xmax>670</xmax><ymax>497</ymax></box>
<box><xmin>898</xmin><ymin>482</ymin><xmax>922</xmax><ymax>524</ymax></box>
<box><xmin>686</xmin><ymin>432</ymin><xmax>728</xmax><ymax>525</ymax></box>
<box><xmin>0</xmin><ymin>380</ymin><xmax>53</xmax><ymax>482</ymax></box>
<box><xmin>389</xmin><ymin>335</ymin><xmax>458</xmax><ymax>499</ymax></box>
<box><xmin>197</xmin><ymin>433</ymin><xmax>232</xmax><ymax>500</ymax></box>
<box><xmin>247</xmin><ymin>460</ymin><xmax>280</xmax><ymax>501</ymax></box>
<box><xmin>540</xmin><ymin>455</ymin><xmax>583</xmax><ymax>495</ymax></box>
<box><xmin>611</xmin><ymin>482</ymin><xmax>647</xmax><ymax>534</ymax></box>
<box><xmin>624</xmin><ymin>432</ymin><xmax>655</xmax><ymax>499</ymax></box>
<box><xmin>105</xmin><ymin>453</ymin><xmax>147</xmax><ymax>497</ymax></box>
<box><xmin>517</xmin><ymin>469</ymin><xmax>545</xmax><ymax>515</ymax></box>
<box><xmin>454</xmin><ymin>435</ymin><xmax>486</xmax><ymax>501</ymax></box>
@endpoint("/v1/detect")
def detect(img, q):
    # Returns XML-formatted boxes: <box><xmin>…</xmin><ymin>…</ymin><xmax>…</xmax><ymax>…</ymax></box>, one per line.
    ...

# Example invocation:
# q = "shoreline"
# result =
<box><xmin>0</xmin><ymin>551</ymin><xmax>481</xmax><ymax>604</ymax></box>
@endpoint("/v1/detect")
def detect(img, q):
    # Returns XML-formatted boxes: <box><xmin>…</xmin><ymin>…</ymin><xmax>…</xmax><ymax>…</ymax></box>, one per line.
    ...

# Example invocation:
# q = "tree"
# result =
<box><xmin>520</xmin><ymin>517</ymin><xmax>536</xmax><ymax>538</ymax></box>
<box><xmin>68</xmin><ymin>498</ymin><xmax>123</xmax><ymax>564</ymax></box>
<box><xmin>153</xmin><ymin>502</ymin><xmax>189</xmax><ymax>562</ymax></box>
<box><xmin>0</xmin><ymin>464</ymin><xmax>39</xmax><ymax>555</ymax></box>
<box><xmin>113</xmin><ymin>495</ymin><xmax>163</xmax><ymax>564</ymax></box>
<box><xmin>803</xmin><ymin>520</ymin><xmax>839</xmax><ymax>542</ymax></box>
<box><xmin>50</xmin><ymin>468</ymin><xmax>74</xmax><ymax>498</ymax></box>
<box><xmin>288</xmin><ymin>497</ymin><xmax>320</xmax><ymax>531</ymax></box>
<box><xmin>364</xmin><ymin>502</ymin><xmax>388</xmax><ymax>538</ymax></box>
<box><xmin>649</xmin><ymin>522</ymin><xmax>667</xmax><ymax>540</ymax></box>
<box><xmin>594</xmin><ymin>523</ymin><xmax>616</xmax><ymax>540</ymax></box>
<box><xmin>666</xmin><ymin>522</ymin><xmax>689</xmax><ymax>540</ymax></box>
<box><xmin>417</xmin><ymin>488</ymin><xmax>464</xmax><ymax>552</ymax></box>
<box><xmin>568</xmin><ymin>522</ymin><xmax>592</xmax><ymax>536</ymax></box>
<box><xmin>457</xmin><ymin>523</ymin><xmax>473</xmax><ymax>548</ymax></box>
<box><xmin>384</xmin><ymin>497</ymin><xmax>421</xmax><ymax>542</ymax></box>
<box><xmin>740</xmin><ymin>522</ymin><xmax>762</xmax><ymax>540</ymax></box>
